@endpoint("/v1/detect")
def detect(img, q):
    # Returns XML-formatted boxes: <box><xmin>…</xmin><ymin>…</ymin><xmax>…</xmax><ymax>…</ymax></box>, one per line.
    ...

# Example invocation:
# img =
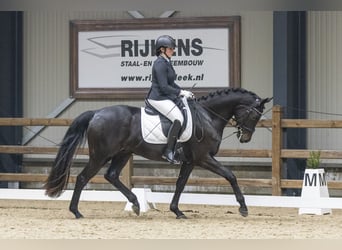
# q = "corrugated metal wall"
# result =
<box><xmin>23</xmin><ymin>11</ymin><xmax>273</xmax><ymax>156</ymax></box>
<box><xmin>307</xmin><ymin>11</ymin><xmax>342</xmax><ymax>150</ymax></box>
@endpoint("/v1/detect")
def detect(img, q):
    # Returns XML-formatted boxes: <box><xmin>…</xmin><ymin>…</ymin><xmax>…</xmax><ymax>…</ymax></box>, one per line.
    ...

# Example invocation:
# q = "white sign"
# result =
<box><xmin>78</xmin><ymin>29</ymin><xmax>229</xmax><ymax>89</ymax></box>
<box><xmin>70</xmin><ymin>17</ymin><xmax>240</xmax><ymax>99</ymax></box>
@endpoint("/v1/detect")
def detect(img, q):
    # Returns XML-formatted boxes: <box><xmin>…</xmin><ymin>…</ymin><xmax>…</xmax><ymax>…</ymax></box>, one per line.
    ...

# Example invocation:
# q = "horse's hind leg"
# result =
<box><xmin>200</xmin><ymin>156</ymin><xmax>248</xmax><ymax>217</ymax></box>
<box><xmin>104</xmin><ymin>152</ymin><xmax>141</xmax><ymax>216</ymax></box>
<box><xmin>170</xmin><ymin>162</ymin><xmax>194</xmax><ymax>219</ymax></box>
<box><xmin>69</xmin><ymin>158</ymin><xmax>103</xmax><ymax>218</ymax></box>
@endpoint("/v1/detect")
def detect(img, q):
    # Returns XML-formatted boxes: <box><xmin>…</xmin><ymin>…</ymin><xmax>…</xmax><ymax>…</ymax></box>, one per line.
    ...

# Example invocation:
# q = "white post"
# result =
<box><xmin>124</xmin><ymin>188</ymin><xmax>156</xmax><ymax>213</ymax></box>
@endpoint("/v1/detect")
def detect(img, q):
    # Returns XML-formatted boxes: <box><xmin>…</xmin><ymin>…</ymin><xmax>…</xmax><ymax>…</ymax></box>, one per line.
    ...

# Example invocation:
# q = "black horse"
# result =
<box><xmin>44</xmin><ymin>88</ymin><xmax>272</xmax><ymax>219</ymax></box>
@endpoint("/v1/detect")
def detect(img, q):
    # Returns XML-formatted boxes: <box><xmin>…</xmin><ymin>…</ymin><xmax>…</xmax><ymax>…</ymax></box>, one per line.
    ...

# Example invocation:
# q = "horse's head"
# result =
<box><xmin>233</xmin><ymin>97</ymin><xmax>273</xmax><ymax>143</ymax></box>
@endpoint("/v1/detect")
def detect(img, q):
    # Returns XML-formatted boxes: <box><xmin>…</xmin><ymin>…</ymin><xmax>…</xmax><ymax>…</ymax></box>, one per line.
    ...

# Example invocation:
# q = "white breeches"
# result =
<box><xmin>147</xmin><ymin>99</ymin><xmax>184</xmax><ymax>125</ymax></box>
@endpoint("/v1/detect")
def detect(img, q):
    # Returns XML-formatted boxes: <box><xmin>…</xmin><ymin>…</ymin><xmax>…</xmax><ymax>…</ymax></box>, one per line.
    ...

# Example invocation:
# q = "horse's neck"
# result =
<box><xmin>200</xmin><ymin>94</ymin><xmax>241</xmax><ymax>120</ymax></box>
<box><xmin>192</xmin><ymin>97</ymin><xmax>233</xmax><ymax>136</ymax></box>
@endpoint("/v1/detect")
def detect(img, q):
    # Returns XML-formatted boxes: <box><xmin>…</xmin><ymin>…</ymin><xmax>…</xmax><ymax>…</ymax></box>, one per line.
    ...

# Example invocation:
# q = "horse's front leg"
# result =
<box><xmin>170</xmin><ymin>162</ymin><xmax>194</xmax><ymax>219</ymax></box>
<box><xmin>200</xmin><ymin>156</ymin><xmax>248</xmax><ymax>217</ymax></box>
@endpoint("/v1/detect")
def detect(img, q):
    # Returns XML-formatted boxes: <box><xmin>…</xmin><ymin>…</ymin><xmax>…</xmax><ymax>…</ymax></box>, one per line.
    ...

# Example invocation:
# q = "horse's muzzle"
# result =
<box><xmin>237</xmin><ymin>130</ymin><xmax>253</xmax><ymax>143</ymax></box>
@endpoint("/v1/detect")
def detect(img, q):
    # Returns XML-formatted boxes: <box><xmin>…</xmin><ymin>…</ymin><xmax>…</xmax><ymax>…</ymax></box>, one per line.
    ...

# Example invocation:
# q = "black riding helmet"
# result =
<box><xmin>155</xmin><ymin>35</ymin><xmax>176</xmax><ymax>56</ymax></box>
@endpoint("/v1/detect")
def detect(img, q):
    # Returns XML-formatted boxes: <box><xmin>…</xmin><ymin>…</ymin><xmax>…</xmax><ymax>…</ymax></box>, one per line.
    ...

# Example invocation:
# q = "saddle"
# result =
<box><xmin>141</xmin><ymin>97</ymin><xmax>193</xmax><ymax>144</ymax></box>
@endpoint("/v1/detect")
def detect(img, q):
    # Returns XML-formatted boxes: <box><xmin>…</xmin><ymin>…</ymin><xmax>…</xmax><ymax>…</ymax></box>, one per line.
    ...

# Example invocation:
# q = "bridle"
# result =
<box><xmin>199</xmin><ymin>101</ymin><xmax>263</xmax><ymax>138</ymax></box>
<box><xmin>233</xmin><ymin>105</ymin><xmax>263</xmax><ymax>134</ymax></box>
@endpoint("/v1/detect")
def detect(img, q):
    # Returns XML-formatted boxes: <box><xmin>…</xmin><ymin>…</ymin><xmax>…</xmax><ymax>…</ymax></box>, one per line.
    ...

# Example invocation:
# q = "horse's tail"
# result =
<box><xmin>44</xmin><ymin>110</ymin><xmax>95</xmax><ymax>198</ymax></box>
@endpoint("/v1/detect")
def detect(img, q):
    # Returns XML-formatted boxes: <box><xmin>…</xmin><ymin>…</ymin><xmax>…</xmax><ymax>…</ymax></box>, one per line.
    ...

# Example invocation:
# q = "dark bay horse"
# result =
<box><xmin>44</xmin><ymin>88</ymin><xmax>272</xmax><ymax>219</ymax></box>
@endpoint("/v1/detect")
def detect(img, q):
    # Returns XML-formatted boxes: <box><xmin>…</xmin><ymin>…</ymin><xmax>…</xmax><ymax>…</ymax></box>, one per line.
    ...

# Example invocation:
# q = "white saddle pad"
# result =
<box><xmin>141</xmin><ymin>97</ymin><xmax>193</xmax><ymax>144</ymax></box>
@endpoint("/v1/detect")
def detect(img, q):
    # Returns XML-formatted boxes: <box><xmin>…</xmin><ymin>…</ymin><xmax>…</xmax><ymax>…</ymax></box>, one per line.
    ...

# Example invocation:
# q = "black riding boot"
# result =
<box><xmin>162</xmin><ymin>119</ymin><xmax>182</xmax><ymax>164</ymax></box>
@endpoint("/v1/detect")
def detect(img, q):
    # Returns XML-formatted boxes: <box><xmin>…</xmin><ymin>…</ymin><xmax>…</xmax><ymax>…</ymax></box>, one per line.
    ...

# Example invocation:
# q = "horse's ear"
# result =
<box><xmin>261</xmin><ymin>97</ymin><xmax>273</xmax><ymax>105</ymax></box>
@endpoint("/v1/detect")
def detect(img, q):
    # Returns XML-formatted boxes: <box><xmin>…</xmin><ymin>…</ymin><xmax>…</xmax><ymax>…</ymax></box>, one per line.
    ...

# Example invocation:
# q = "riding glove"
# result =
<box><xmin>179</xmin><ymin>89</ymin><xmax>195</xmax><ymax>99</ymax></box>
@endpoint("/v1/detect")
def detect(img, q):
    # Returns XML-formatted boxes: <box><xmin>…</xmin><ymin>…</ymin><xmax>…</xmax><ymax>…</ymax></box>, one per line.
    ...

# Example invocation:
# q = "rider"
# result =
<box><xmin>146</xmin><ymin>35</ymin><xmax>194</xmax><ymax>164</ymax></box>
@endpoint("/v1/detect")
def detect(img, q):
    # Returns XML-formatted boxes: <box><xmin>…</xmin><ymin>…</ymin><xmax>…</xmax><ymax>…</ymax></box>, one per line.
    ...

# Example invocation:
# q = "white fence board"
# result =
<box><xmin>1</xmin><ymin>188</ymin><xmax>342</xmax><ymax>210</ymax></box>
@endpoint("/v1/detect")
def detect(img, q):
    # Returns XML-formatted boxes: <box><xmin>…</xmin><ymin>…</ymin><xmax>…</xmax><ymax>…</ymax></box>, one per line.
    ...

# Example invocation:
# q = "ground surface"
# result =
<box><xmin>0</xmin><ymin>199</ymin><xmax>341</xmax><ymax>239</ymax></box>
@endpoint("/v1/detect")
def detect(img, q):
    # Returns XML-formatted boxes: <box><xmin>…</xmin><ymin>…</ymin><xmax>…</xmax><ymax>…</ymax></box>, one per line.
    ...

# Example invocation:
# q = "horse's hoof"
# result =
<box><xmin>239</xmin><ymin>207</ymin><xmax>248</xmax><ymax>217</ymax></box>
<box><xmin>132</xmin><ymin>204</ymin><xmax>140</xmax><ymax>216</ymax></box>
<box><xmin>74</xmin><ymin>212</ymin><xmax>84</xmax><ymax>219</ymax></box>
<box><xmin>176</xmin><ymin>214</ymin><xmax>187</xmax><ymax>219</ymax></box>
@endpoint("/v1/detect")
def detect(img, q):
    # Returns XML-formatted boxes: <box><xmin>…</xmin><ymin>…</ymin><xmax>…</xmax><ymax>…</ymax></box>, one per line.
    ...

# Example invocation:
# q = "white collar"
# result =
<box><xmin>160</xmin><ymin>54</ymin><xmax>170</xmax><ymax>62</ymax></box>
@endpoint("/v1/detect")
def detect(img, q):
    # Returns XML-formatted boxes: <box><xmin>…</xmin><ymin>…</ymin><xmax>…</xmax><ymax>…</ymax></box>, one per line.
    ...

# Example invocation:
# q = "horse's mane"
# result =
<box><xmin>196</xmin><ymin>87</ymin><xmax>259</xmax><ymax>103</ymax></box>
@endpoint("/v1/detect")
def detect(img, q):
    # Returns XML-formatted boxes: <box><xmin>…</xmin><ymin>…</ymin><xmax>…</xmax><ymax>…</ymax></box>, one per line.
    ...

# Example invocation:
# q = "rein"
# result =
<box><xmin>198</xmin><ymin>103</ymin><xmax>230</xmax><ymax>123</ymax></box>
<box><xmin>197</xmin><ymin>103</ymin><xmax>242</xmax><ymax>141</ymax></box>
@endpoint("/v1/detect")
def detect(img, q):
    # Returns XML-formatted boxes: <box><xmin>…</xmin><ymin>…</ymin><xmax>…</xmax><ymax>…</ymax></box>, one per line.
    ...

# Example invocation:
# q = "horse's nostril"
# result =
<box><xmin>240</xmin><ymin>133</ymin><xmax>252</xmax><ymax>143</ymax></box>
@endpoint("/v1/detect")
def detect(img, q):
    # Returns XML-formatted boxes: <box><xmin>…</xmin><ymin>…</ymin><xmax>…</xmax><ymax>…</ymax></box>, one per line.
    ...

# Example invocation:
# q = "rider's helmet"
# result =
<box><xmin>155</xmin><ymin>35</ymin><xmax>176</xmax><ymax>56</ymax></box>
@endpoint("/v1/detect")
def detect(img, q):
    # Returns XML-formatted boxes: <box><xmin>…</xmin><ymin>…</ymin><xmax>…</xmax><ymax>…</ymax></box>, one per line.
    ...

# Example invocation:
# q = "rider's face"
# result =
<box><xmin>165</xmin><ymin>47</ymin><xmax>175</xmax><ymax>58</ymax></box>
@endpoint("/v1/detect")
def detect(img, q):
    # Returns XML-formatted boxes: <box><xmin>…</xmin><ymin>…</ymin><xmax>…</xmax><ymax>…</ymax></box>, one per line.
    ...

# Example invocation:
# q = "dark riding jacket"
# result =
<box><xmin>146</xmin><ymin>56</ymin><xmax>181</xmax><ymax>101</ymax></box>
